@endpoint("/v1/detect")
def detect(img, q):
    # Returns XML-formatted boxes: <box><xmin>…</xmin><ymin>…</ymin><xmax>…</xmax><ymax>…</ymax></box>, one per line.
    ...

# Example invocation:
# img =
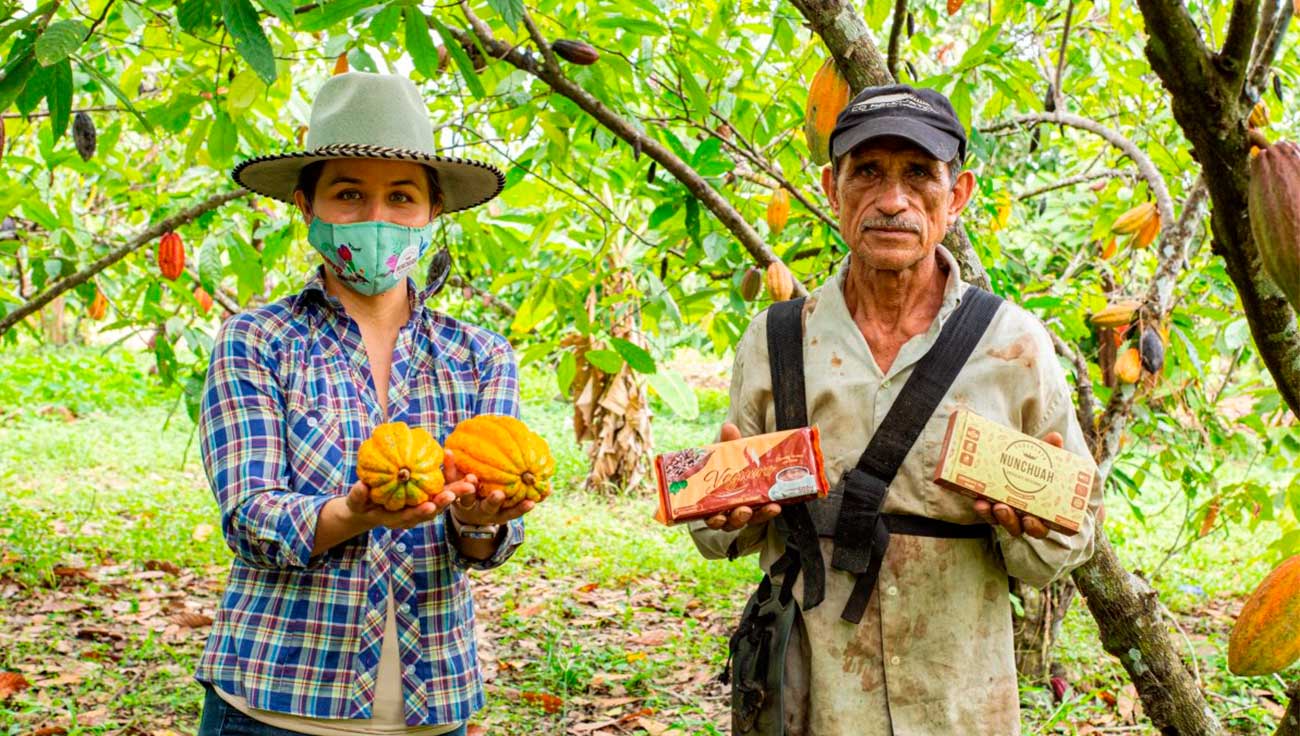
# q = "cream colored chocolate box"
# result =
<box><xmin>934</xmin><ymin>409</ymin><xmax>1094</xmax><ymax>535</ymax></box>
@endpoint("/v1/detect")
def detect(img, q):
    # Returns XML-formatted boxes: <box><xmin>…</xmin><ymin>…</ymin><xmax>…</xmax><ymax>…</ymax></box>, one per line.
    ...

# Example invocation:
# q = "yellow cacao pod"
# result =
<box><xmin>766</xmin><ymin>261</ymin><xmax>794</xmax><ymax>302</ymax></box>
<box><xmin>1228</xmin><ymin>555</ymin><xmax>1300</xmax><ymax>675</ymax></box>
<box><xmin>1248</xmin><ymin>141</ymin><xmax>1300</xmax><ymax>312</ymax></box>
<box><xmin>1089</xmin><ymin>299</ymin><xmax>1140</xmax><ymax>328</ymax></box>
<box><xmin>445</xmin><ymin>415</ymin><xmax>555</xmax><ymax>508</ymax></box>
<box><xmin>1111</xmin><ymin>201</ymin><xmax>1156</xmax><ymax>235</ymax></box>
<box><xmin>803</xmin><ymin>58</ymin><xmax>851</xmax><ymax>167</ymax></box>
<box><xmin>1115</xmin><ymin>347</ymin><xmax>1141</xmax><ymax>384</ymax></box>
<box><xmin>357</xmin><ymin>422</ymin><xmax>445</xmax><ymax>511</ymax></box>
<box><xmin>766</xmin><ymin>189</ymin><xmax>791</xmax><ymax>235</ymax></box>
<box><xmin>1130</xmin><ymin>209</ymin><xmax>1161</xmax><ymax>249</ymax></box>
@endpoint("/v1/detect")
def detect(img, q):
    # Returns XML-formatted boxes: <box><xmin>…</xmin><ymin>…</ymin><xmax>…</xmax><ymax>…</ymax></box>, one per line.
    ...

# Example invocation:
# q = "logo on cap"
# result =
<box><xmin>848</xmin><ymin>92</ymin><xmax>936</xmax><ymax>116</ymax></box>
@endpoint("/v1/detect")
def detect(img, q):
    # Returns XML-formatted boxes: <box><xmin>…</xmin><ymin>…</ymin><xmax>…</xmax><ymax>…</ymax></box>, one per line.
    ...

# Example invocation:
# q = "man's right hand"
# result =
<box><xmin>703</xmin><ymin>422</ymin><xmax>782</xmax><ymax>532</ymax></box>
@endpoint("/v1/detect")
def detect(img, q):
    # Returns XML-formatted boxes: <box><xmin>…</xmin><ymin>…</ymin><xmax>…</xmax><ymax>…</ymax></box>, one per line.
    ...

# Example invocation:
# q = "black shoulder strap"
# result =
<box><xmin>834</xmin><ymin>287</ymin><xmax>1002</xmax><ymax>622</ymax></box>
<box><xmin>764</xmin><ymin>297</ymin><xmax>825</xmax><ymax>610</ymax></box>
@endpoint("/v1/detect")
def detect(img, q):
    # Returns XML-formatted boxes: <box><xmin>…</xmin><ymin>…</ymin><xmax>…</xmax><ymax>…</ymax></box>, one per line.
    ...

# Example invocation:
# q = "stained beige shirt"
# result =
<box><xmin>214</xmin><ymin>592</ymin><xmax>460</xmax><ymax>736</ymax></box>
<box><xmin>690</xmin><ymin>246</ymin><xmax>1102</xmax><ymax>736</ymax></box>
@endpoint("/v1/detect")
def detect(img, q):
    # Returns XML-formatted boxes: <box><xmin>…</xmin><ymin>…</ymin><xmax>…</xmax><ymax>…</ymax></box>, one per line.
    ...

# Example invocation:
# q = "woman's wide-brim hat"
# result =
<box><xmin>232</xmin><ymin>72</ymin><xmax>503</xmax><ymax>213</ymax></box>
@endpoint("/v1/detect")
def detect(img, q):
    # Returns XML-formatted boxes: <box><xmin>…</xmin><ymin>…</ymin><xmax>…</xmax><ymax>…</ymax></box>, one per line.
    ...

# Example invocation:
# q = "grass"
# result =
<box><xmin>0</xmin><ymin>345</ymin><xmax>1293</xmax><ymax>735</ymax></box>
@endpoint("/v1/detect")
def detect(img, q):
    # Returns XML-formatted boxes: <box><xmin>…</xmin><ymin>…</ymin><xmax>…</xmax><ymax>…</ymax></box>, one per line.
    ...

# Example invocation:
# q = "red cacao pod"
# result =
<box><xmin>194</xmin><ymin>286</ymin><xmax>213</xmax><ymax>315</ymax></box>
<box><xmin>551</xmin><ymin>40</ymin><xmax>599</xmax><ymax>65</ymax></box>
<box><xmin>1248</xmin><ymin>141</ymin><xmax>1300</xmax><ymax>312</ymax></box>
<box><xmin>158</xmin><ymin>232</ymin><xmax>185</xmax><ymax>281</ymax></box>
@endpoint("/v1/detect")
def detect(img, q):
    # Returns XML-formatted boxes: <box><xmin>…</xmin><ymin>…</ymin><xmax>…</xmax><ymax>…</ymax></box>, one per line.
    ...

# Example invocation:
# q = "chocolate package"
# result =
<box><xmin>934</xmin><ymin>409</ymin><xmax>1095</xmax><ymax>535</ymax></box>
<box><xmin>654</xmin><ymin>427</ymin><xmax>830</xmax><ymax>525</ymax></box>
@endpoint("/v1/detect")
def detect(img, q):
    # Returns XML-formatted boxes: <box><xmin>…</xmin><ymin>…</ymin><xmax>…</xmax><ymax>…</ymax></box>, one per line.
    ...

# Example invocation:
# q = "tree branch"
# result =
<box><xmin>886</xmin><ymin>0</ymin><xmax>907</xmax><ymax>81</ymax></box>
<box><xmin>454</xmin><ymin>3</ymin><xmax>805</xmax><ymax>294</ymax></box>
<box><xmin>1247</xmin><ymin>0</ymin><xmax>1292</xmax><ymax>100</ymax></box>
<box><xmin>1050</xmin><ymin>330</ymin><xmax>1098</xmax><ymax>452</ymax></box>
<box><xmin>0</xmin><ymin>191</ymin><xmax>250</xmax><ymax>337</ymax></box>
<box><xmin>447</xmin><ymin>274</ymin><xmax>516</xmax><ymax>317</ymax></box>
<box><xmin>1277</xmin><ymin>681</ymin><xmax>1300</xmax><ymax>736</ymax></box>
<box><xmin>1053</xmin><ymin>0</ymin><xmax>1076</xmax><ymax>111</ymax></box>
<box><xmin>1221</xmin><ymin>0</ymin><xmax>1262</xmax><ymax>85</ymax></box>
<box><xmin>1017</xmin><ymin>169</ymin><xmax>1131</xmax><ymax>201</ymax></box>
<box><xmin>786</xmin><ymin>0</ymin><xmax>893</xmax><ymax>92</ymax></box>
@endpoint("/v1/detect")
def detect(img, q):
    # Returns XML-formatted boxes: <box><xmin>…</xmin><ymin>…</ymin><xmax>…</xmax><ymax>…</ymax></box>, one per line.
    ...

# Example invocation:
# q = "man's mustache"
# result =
<box><xmin>859</xmin><ymin>217</ymin><xmax>922</xmax><ymax>233</ymax></box>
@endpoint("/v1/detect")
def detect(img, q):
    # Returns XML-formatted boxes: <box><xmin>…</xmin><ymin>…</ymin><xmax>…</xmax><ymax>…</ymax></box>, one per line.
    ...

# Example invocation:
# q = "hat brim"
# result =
<box><xmin>232</xmin><ymin>144</ymin><xmax>505</xmax><ymax>213</ymax></box>
<box><xmin>830</xmin><ymin>116</ymin><xmax>961</xmax><ymax>164</ymax></box>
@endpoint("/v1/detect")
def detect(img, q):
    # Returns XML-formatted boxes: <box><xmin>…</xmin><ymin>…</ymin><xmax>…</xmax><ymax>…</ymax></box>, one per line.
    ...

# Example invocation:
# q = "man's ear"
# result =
<box><xmin>947</xmin><ymin>169</ymin><xmax>976</xmax><ymax>225</ymax></box>
<box><xmin>820</xmin><ymin>164</ymin><xmax>839</xmax><ymax>215</ymax></box>
<box><xmin>292</xmin><ymin>190</ymin><xmax>314</xmax><ymax>224</ymax></box>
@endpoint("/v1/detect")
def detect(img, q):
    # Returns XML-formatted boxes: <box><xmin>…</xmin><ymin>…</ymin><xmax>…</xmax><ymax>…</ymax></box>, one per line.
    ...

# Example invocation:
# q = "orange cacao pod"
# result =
<box><xmin>804</xmin><ymin>58</ymin><xmax>851</xmax><ymax>167</ymax></box>
<box><xmin>357</xmin><ymin>422</ymin><xmax>445</xmax><ymax>511</ymax></box>
<box><xmin>765</xmin><ymin>261</ymin><xmax>794</xmax><ymax>302</ymax></box>
<box><xmin>1228</xmin><ymin>555</ymin><xmax>1300</xmax><ymax>675</ymax></box>
<box><xmin>948</xmin><ymin>0</ymin><xmax>965</xmax><ymax>13</ymax></box>
<box><xmin>88</xmin><ymin>288</ymin><xmax>108</xmax><ymax>320</ymax></box>
<box><xmin>445</xmin><ymin>415</ymin><xmax>555</xmax><ymax>508</ymax></box>
<box><xmin>158</xmin><ymin>232</ymin><xmax>185</xmax><ymax>281</ymax></box>
<box><xmin>333</xmin><ymin>54</ymin><xmax>349</xmax><ymax>75</ymax></box>
<box><xmin>766</xmin><ymin>189</ymin><xmax>791</xmax><ymax>235</ymax></box>
<box><xmin>1248</xmin><ymin>141</ymin><xmax>1300</xmax><ymax>312</ymax></box>
<box><xmin>1115</xmin><ymin>347</ymin><xmax>1141</xmax><ymax>384</ymax></box>
<box><xmin>194</xmin><ymin>286</ymin><xmax>214</xmax><ymax>315</ymax></box>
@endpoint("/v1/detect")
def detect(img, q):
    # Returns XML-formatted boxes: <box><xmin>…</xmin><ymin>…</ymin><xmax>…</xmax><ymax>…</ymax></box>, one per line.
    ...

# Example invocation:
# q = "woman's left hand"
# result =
<box><xmin>444</xmin><ymin>448</ymin><xmax>536</xmax><ymax>526</ymax></box>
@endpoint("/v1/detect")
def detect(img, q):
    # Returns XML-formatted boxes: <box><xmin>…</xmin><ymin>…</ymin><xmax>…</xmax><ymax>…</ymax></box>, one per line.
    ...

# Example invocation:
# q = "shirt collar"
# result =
<box><xmin>292</xmin><ymin>265</ymin><xmax>429</xmax><ymax>323</ymax></box>
<box><xmin>822</xmin><ymin>243</ymin><xmax>967</xmax><ymax>327</ymax></box>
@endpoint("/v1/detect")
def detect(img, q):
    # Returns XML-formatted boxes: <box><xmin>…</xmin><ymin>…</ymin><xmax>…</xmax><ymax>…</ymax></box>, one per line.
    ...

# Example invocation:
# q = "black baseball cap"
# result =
<box><xmin>828</xmin><ymin>84</ymin><xmax>967</xmax><ymax>165</ymax></box>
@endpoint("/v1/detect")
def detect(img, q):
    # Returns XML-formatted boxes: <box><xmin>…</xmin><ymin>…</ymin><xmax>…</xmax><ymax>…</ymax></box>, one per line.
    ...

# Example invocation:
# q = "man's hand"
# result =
<box><xmin>447</xmin><ymin>448</ymin><xmax>535</xmax><ymax>527</ymax></box>
<box><xmin>971</xmin><ymin>430</ymin><xmax>1061</xmax><ymax>539</ymax></box>
<box><xmin>703</xmin><ymin>422</ymin><xmax>782</xmax><ymax>532</ymax></box>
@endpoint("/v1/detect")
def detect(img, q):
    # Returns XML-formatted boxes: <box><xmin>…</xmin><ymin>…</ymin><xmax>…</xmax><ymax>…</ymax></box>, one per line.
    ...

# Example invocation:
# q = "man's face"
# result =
<box><xmin>821</xmin><ymin>136</ymin><xmax>974</xmax><ymax>272</ymax></box>
<box><xmin>294</xmin><ymin>158</ymin><xmax>441</xmax><ymax>227</ymax></box>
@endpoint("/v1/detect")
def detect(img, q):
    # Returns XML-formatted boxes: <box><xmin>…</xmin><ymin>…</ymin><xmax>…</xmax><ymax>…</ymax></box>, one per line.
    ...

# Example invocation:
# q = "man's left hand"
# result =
<box><xmin>971</xmin><ymin>431</ymin><xmax>1062</xmax><ymax>540</ymax></box>
<box><xmin>444</xmin><ymin>448</ymin><xmax>535</xmax><ymax>527</ymax></box>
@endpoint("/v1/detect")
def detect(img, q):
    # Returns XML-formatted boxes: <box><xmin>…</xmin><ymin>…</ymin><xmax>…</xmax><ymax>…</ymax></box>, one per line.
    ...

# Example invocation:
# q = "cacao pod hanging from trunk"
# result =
<box><xmin>1228</xmin><ymin>554</ymin><xmax>1300</xmax><ymax>675</ymax></box>
<box><xmin>740</xmin><ymin>267</ymin><xmax>762</xmax><ymax>301</ymax></box>
<box><xmin>766</xmin><ymin>188</ymin><xmax>790</xmax><ymax>235</ymax></box>
<box><xmin>158</xmin><ymin>232</ymin><xmax>185</xmax><ymax>281</ymax></box>
<box><xmin>194</xmin><ymin>286</ymin><xmax>214</xmax><ymax>315</ymax></box>
<box><xmin>1139</xmin><ymin>326</ymin><xmax>1164</xmax><ymax>374</ymax></box>
<box><xmin>1115</xmin><ymin>347</ymin><xmax>1141</xmax><ymax>384</ymax></box>
<box><xmin>73</xmin><ymin>112</ymin><xmax>96</xmax><ymax>162</ymax></box>
<box><xmin>551</xmin><ymin>40</ymin><xmax>599</xmax><ymax>65</ymax></box>
<box><xmin>1247</xmin><ymin>141</ymin><xmax>1300</xmax><ymax>312</ymax></box>
<box><xmin>766</xmin><ymin>261</ymin><xmax>794</xmax><ymax>301</ymax></box>
<box><xmin>804</xmin><ymin>57</ymin><xmax>851</xmax><ymax>167</ymax></box>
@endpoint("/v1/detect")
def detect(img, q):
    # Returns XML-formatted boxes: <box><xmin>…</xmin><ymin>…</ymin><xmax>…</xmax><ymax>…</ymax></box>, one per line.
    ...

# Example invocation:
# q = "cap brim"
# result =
<box><xmin>831</xmin><ymin>116</ymin><xmax>961</xmax><ymax>163</ymax></box>
<box><xmin>232</xmin><ymin>144</ymin><xmax>505</xmax><ymax>213</ymax></box>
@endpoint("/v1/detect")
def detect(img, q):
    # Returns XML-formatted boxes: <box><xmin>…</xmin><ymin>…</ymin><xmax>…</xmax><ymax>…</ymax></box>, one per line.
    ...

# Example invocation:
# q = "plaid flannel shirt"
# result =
<box><xmin>195</xmin><ymin>267</ymin><xmax>524</xmax><ymax>727</ymax></box>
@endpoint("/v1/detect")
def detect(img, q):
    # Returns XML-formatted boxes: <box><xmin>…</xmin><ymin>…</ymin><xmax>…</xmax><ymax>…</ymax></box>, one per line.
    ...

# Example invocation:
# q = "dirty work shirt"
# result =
<box><xmin>196</xmin><ymin>267</ymin><xmax>524</xmax><ymax>728</ymax></box>
<box><xmin>690</xmin><ymin>246</ymin><xmax>1103</xmax><ymax>736</ymax></box>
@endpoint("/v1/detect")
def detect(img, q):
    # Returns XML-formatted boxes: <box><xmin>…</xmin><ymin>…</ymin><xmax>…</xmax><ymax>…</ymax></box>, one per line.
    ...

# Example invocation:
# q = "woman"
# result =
<box><xmin>195</xmin><ymin>72</ymin><xmax>533</xmax><ymax>736</ymax></box>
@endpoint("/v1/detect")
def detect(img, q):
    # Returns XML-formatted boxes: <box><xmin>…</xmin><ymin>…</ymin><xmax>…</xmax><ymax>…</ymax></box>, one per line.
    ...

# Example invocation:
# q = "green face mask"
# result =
<box><xmin>307</xmin><ymin>218</ymin><xmax>434</xmax><ymax>296</ymax></box>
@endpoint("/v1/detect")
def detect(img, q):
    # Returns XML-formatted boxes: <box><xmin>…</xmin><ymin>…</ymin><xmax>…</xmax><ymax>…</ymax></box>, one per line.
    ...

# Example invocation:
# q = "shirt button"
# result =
<box><xmin>306</xmin><ymin>416</ymin><xmax>318</xmax><ymax>428</ymax></box>
<box><xmin>396</xmin><ymin>542</ymin><xmax>407</xmax><ymax>553</ymax></box>
<box><xmin>405</xmin><ymin>664</ymin><xmax>415</xmax><ymax>675</ymax></box>
<box><xmin>887</xmin><ymin>586</ymin><xmax>899</xmax><ymax>596</ymax></box>
<box><xmin>890</xmin><ymin>656</ymin><xmax>901</xmax><ymax>666</ymax></box>
<box><xmin>881</xmin><ymin>380</ymin><xmax>891</xmax><ymax>389</ymax></box>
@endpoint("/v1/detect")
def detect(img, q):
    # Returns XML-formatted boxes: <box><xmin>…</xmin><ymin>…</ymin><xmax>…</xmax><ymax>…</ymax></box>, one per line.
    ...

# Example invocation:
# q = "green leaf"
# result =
<box><xmin>208</xmin><ymin>109</ymin><xmax>237</xmax><ymax>163</ymax></box>
<box><xmin>647</xmin><ymin>370</ymin><xmax>699</xmax><ymax>420</ymax></box>
<box><xmin>256</xmin><ymin>0</ymin><xmax>296</xmax><ymax>23</ymax></box>
<box><xmin>75</xmin><ymin>56</ymin><xmax>153</xmax><ymax>131</ymax></box>
<box><xmin>346</xmin><ymin>47</ymin><xmax>377</xmax><ymax>73</ymax></box>
<box><xmin>34</xmin><ymin>20</ymin><xmax>86</xmax><ymax>66</ymax></box>
<box><xmin>178</xmin><ymin>0</ymin><xmax>216</xmax><ymax>33</ymax></box>
<box><xmin>556</xmin><ymin>350</ymin><xmax>576</xmax><ymax>395</ymax></box>
<box><xmin>199</xmin><ymin>236</ymin><xmax>223</xmax><ymax>295</ymax></box>
<box><xmin>220</xmin><ymin>0</ymin><xmax>277</xmax><ymax>84</ymax></box>
<box><xmin>0</xmin><ymin>48</ymin><xmax>37</xmax><ymax>111</ymax></box>
<box><xmin>225</xmin><ymin>69</ymin><xmax>262</xmax><ymax>115</ymax></box>
<box><xmin>585</xmin><ymin>349</ymin><xmax>624</xmax><ymax>373</ymax></box>
<box><xmin>611</xmin><ymin>337</ymin><xmax>656</xmax><ymax>374</ymax></box>
<box><xmin>429</xmin><ymin>16</ymin><xmax>484</xmax><ymax>99</ymax></box>
<box><xmin>675</xmin><ymin>59</ymin><xmax>710</xmax><ymax>122</ymax></box>
<box><xmin>369</xmin><ymin>5</ymin><xmax>400</xmax><ymax>42</ymax></box>
<box><xmin>403</xmin><ymin>7</ymin><xmax>440</xmax><ymax>80</ymax></box>
<box><xmin>487</xmin><ymin>0</ymin><xmax>523</xmax><ymax>32</ymax></box>
<box><xmin>296</xmin><ymin>0</ymin><xmax>374</xmax><ymax>32</ymax></box>
<box><xmin>45</xmin><ymin>57</ymin><xmax>71</xmax><ymax>141</ymax></box>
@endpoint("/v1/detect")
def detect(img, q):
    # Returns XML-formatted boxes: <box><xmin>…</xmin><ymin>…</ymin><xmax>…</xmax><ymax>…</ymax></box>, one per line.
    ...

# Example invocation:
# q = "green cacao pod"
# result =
<box><xmin>1248</xmin><ymin>141</ymin><xmax>1300</xmax><ymax>312</ymax></box>
<box><xmin>552</xmin><ymin>40</ymin><xmax>599</xmax><ymax>65</ymax></box>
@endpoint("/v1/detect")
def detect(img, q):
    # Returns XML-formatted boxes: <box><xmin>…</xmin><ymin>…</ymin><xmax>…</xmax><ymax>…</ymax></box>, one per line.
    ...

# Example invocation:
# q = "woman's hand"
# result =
<box><xmin>342</xmin><ymin>457</ymin><xmax>477</xmax><ymax>531</ymax></box>
<box><xmin>445</xmin><ymin>448</ymin><xmax>535</xmax><ymax>527</ymax></box>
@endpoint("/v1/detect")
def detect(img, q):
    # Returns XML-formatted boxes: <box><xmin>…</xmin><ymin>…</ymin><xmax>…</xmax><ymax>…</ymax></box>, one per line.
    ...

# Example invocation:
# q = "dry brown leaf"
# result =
<box><xmin>170</xmin><ymin>612</ymin><xmax>213</xmax><ymax>628</ymax></box>
<box><xmin>515</xmin><ymin>602</ymin><xmax>545</xmax><ymax>617</ymax></box>
<box><xmin>616</xmin><ymin>707</ymin><xmax>654</xmax><ymax>724</ymax></box>
<box><xmin>144</xmin><ymin>560</ymin><xmax>182</xmax><ymax>576</ymax></box>
<box><xmin>635</xmin><ymin>717</ymin><xmax>671</xmax><ymax>736</ymax></box>
<box><xmin>629</xmin><ymin>631</ymin><xmax>669</xmax><ymax>647</ymax></box>
<box><xmin>0</xmin><ymin>671</ymin><xmax>30</xmax><ymax>700</ymax></box>
<box><xmin>29</xmin><ymin>727</ymin><xmax>68</xmax><ymax>736</ymax></box>
<box><xmin>76</xmin><ymin>626</ymin><xmax>126</xmax><ymax>641</ymax></box>
<box><xmin>465</xmin><ymin>726</ymin><xmax>487</xmax><ymax>736</ymax></box>
<box><xmin>520</xmin><ymin>691</ymin><xmax>563</xmax><ymax>713</ymax></box>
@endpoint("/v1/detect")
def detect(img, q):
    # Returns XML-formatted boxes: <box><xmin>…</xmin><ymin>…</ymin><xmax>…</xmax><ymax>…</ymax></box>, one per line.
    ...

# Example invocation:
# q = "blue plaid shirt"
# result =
<box><xmin>195</xmin><ymin>267</ymin><xmax>524</xmax><ymax>726</ymax></box>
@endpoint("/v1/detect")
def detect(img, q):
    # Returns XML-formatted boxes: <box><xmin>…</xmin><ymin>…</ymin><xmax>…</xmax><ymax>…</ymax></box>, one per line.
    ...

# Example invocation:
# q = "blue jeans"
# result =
<box><xmin>198</xmin><ymin>683</ymin><xmax>467</xmax><ymax>736</ymax></box>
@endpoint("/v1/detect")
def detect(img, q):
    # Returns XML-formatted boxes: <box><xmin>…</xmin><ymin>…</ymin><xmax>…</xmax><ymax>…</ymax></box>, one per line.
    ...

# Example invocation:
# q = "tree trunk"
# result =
<box><xmin>1013</xmin><ymin>579</ymin><xmax>1076</xmax><ymax>682</ymax></box>
<box><xmin>1278</xmin><ymin>682</ymin><xmax>1300</xmax><ymax>736</ymax></box>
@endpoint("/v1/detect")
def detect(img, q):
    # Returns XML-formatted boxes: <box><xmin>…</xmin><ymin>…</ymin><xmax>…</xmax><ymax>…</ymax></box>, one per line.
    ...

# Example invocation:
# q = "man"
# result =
<box><xmin>690</xmin><ymin>84</ymin><xmax>1103</xmax><ymax>734</ymax></box>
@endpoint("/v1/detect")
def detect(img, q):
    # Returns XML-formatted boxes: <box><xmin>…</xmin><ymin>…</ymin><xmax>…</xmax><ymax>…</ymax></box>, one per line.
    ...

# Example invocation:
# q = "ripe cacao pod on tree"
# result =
<box><xmin>804</xmin><ymin>58</ymin><xmax>851</xmax><ymax>167</ymax></box>
<box><xmin>766</xmin><ymin>189</ymin><xmax>791</xmax><ymax>235</ymax></box>
<box><xmin>766</xmin><ymin>261</ymin><xmax>794</xmax><ymax>302</ymax></box>
<box><xmin>551</xmin><ymin>40</ymin><xmax>599</xmax><ymax>65</ymax></box>
<box><xmin>445</xmin><ymin>415</ymin><xmax>555</xmax><ymax>508</ymax></box>
<box><xmin>1115</xmin><ymin>347</ymin><xmax>1141</xmax><ymax>384</ymax></box>
<box><xmin>333</xmin><ymin>54</ymin><xmax>349</xmax><ymax>75</ymax></box>
<box><xmin>1111</xmin><ymin>201</ymin><xmax>1155</xmax><ymax>235</ymax></box>
<box><xmin>1088</xmin><ymin>299</ymin><xmax>1140</xmax><ymax>328</ymax></box>
<box><xmin>358</xmin><ymin>422</ymin><xmax>446</xmax><ymax>511</ymax></box>
<box><xmin>740</xmin><ymin>267</ymin><xmax>762</xmax><ymax>301</ymax></box>
<box><xmin>1228</xmin><ymin>554</ymin><xmax>1300</xmax><ymax>675</ymax></box>
<box><xmin>1248</xmin><ymin>141</ymin><xmax>1300</xmax><ymax>312</ymax></box>
<box><xmin>194</xmin><ymin>286</ymin><xmax>214</xmax><ymax>315</ymax></box>
<box><xmin>947</xmin><ymin>0</ymin><xmax>965</xmax><ymax>14</ymax></box>
<box><xmin>158</xmin><ymin>232</ymin><xmax>185</xmax><ymax>281</ymax></box>
<box><xmin>88</xmin><ymin>288</ymin><xmax>108</xmax><ymax>320</ymax></box>
<box><xmin>73</xmin><ymin>112</ymin><xmax>96</xmax><ymax>162</ymax></box>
